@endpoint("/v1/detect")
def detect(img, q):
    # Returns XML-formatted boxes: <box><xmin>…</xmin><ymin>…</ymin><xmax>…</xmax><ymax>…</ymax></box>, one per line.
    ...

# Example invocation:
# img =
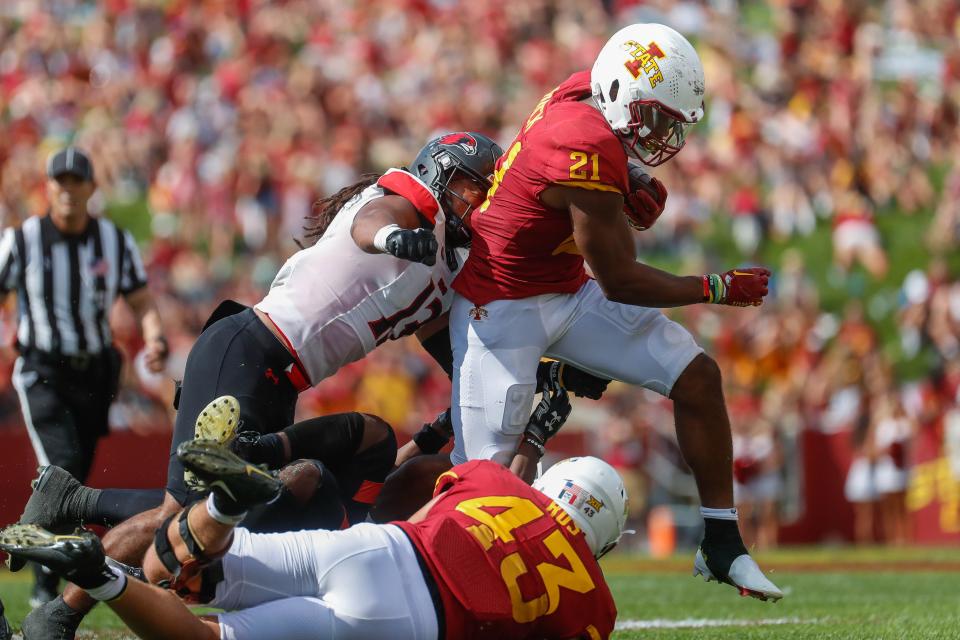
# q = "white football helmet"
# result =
<box><xmin>591</xmin><ymin>23</ymin><xmax>705</xmax><ymax>166</ymax></box>
<box><xmin>533</xmin><ymin>456</ymin><xmax>628</xmax><ymax>558</ymax></box>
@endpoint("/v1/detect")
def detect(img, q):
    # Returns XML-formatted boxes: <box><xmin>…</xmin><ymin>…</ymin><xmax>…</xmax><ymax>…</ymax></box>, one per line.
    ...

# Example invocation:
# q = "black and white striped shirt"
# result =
<box><xmin>0</xmin><ymin>215</ymin><xmax>147</xmax><ymax>356</ymax></box>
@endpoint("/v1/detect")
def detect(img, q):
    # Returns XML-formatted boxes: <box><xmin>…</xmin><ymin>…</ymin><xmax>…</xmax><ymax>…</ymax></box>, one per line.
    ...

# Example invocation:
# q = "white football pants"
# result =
<box><xmin>214</xmin><ymin>523</ymin><xmax>439</xmax><ymax>640</ymax></box>
<box><xmin>450</xmin><ymin>279</ymin><xmax>704</xmax><ymax>465</ymax></box>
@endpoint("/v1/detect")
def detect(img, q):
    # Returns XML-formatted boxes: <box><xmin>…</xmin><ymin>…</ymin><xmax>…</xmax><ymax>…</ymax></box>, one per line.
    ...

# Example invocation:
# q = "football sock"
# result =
<box><xmin>55</xmin><ymin>484</ymin><xmax>102</xmax><ymax>528</ymax></box>
<box><xmin>700</xmin><ymin>506</ymin><xmax>738</xmax><ymax>521</ymax></box>
<box><xmin>206</xmin><ymin>493</ymin><xmax>246</xmax><ymax>525</ymax></box>
<box><xmin>90</xmin><ymin>489</ymin><xmax>165</xmax><ymax>527</ymax></box>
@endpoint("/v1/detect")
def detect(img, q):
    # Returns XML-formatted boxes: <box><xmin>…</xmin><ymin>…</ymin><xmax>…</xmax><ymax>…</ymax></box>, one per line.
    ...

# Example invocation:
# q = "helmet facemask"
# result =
<box><xmin>622</xmin><ymin>100</ymin><xmax>694</xmax><ymax>166</ymax></box>
<box><xmin>433</xmin><ymin>156</ymin><xmax>492</xmax><ymax>248</ymax></box>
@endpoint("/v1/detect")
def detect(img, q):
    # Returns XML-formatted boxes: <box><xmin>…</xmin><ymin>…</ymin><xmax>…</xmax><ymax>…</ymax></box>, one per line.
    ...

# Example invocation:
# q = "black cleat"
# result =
<box><xmin>9</xmin><ymin>466</ymin><xmax>89</xmax><ymax>573</ymax></box>
<box><xmin>21</xmin><ymin>596</ymin><xmax>84</xmax><ymax>640</ymax></box>
<box><xmin>177</xmin><ymin>439</ymin><xmax>282</xmax><ymax>510</ymax></box>
<box><xmin>0</xmin><ymin>524</ymin><xmax>114</xmax><ymax>590</ymax></box>
<box><xmin>20</xmin><ymin>465</ymin><xmax>85</xmax><ymax>531</ymax></box>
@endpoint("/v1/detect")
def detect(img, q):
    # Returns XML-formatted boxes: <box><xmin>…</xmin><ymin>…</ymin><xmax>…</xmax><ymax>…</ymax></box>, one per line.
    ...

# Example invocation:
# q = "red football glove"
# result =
<box><xmin>624</xmin><ymin>165</ymin><xmax>667</xmax><ymax>231</ymax></box>
<box><xmin>703</xmin><ymin>267</ymin><xmax>771</xmax><ymax>307</ymax></box>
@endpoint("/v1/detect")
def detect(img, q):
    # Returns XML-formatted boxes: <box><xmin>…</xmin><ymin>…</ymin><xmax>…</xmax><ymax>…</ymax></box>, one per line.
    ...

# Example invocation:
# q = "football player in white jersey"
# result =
<box><xmin>17</xmin><ymin>133</ymin><xmax>507</xmax><ymax>640</ymax></box>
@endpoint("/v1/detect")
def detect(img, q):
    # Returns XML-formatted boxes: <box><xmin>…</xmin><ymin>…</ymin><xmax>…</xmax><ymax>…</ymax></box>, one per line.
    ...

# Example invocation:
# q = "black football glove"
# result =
<box><xmin>536</xmin><ymin>360</ymin><xmax>610</xmax><ymax>400</ymax></box>
<box><xmin>385</xmin><ymin>228</ymin><xmax>438</xmax><ymax>266</ymax></box>
<box><xmin>524</xmin><ymin>386</ymin><xmax>572</xmax><ymax>457</ymax></box>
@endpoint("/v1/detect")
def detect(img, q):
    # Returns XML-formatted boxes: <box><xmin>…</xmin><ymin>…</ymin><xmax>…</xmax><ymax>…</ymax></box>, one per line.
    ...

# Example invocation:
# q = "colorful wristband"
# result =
<box><xmin>703</xmin><ymin>274</ymin><xmax>725</xmax><ymax>304</ymax></box>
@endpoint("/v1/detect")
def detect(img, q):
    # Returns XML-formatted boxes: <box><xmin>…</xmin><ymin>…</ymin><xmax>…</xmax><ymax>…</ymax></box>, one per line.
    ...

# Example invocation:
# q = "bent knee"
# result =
<box><xmin>670</xmin><ymin>353</ymin><xmax>722</xmax><ymax>402</ymax></box>
<box><xmin>358</xmin><ymin>414</ymin><xmax>396</xmax><ymax>452</ymax></box>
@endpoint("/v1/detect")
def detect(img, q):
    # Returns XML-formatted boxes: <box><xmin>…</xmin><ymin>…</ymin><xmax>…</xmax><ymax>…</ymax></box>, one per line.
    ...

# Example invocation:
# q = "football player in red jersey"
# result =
<box><xmin>0</xmin><ymin>441</ymin><xmax>625</xmax><ymax>640</ymax></box>
<box><xmin>449</xmin><ymin>23</ymin><xmax>781</xmax><ymax>601</ymax></box>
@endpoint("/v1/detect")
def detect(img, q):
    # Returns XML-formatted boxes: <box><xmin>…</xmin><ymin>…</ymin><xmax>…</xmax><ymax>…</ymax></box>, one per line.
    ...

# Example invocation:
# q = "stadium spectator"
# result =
<box><xmin>0</xmin><ymin>0</ymin><xmax>957</xmax><ymax>559</ymax></box>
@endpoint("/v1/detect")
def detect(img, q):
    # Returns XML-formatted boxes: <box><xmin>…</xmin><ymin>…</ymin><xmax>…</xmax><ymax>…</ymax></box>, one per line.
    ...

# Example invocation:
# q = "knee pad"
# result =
<box><xmin>153</xmin><ymin>506</ymin><xmax>232</xmax><ymax>599</ymax></box>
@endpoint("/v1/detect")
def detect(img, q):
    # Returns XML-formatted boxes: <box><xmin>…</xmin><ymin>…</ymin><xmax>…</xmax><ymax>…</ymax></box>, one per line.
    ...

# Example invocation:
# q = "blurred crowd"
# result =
<box><xmin>1</xmin><ymin>0</ymin><xmax>960</xmax><ymax>547</ymax></box>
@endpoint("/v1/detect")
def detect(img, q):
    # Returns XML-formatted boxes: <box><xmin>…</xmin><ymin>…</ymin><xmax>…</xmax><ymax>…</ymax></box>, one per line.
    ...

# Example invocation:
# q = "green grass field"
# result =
<box><xmin>1</xmin><ymin>546</ymin><xmax>958</xmax><ymax>639</ymax></box>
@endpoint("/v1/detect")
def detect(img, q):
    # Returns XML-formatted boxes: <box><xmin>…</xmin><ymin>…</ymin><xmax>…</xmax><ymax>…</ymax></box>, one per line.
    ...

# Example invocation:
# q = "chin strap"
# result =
<box><xmin>154</xmin><ymin>505</ymin><xmax>233</xmax><ymax>599</ymax></box>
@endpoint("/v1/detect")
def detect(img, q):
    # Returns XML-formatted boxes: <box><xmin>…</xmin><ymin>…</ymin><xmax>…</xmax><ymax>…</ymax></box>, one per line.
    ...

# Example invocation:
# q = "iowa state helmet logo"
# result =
<box><xmin>438</xmin><ymin>132</ymin><xmax>478</xmax><ymax>155</ymax></box>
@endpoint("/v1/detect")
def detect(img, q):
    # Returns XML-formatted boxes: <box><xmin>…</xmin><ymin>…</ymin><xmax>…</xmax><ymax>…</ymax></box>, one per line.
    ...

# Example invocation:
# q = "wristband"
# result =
<box><xmin>412</xmin><ymin>422</ymin><xmax>451</xmax><ymax>454</ymax></box>
<box><xmin>523</xmin><ymin>434</ymin><xmax>546</xmax><ymax>458</ymax></box>
<box><xmin>373</xmin><ymin>224</ymin><xmax>401</xmax><ymax>252</ymax></box>
<box><xmin>702</xmin><ymin>273</ymin><xmax>725</xmax><ymax>304</ymax></box>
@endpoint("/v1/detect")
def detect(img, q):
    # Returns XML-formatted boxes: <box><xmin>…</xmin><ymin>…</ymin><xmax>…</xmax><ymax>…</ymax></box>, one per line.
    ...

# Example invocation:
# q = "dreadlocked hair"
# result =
<box><xmin>303</xmin><ymin>173</ymin><xmax>381</xmax><ymax>242</ymax></box>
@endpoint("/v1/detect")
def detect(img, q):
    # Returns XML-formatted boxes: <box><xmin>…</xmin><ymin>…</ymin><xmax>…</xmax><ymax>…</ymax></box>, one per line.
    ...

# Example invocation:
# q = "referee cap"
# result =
<box><xmin>46</xmin><ymin>147</ymin><xmax>94</xmax><ymax>182</ymax></box>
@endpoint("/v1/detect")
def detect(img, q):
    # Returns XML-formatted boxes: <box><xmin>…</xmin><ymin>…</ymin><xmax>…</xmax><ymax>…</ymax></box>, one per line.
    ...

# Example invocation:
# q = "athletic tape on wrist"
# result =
<box><xmin>85</xmin><ymin>565</ymin><xmax>128</xmax><ymax>601</ymax></box>
<box><xmin>373</xmin><ymin>224</ymin><xmax>402</xmax><ymax>253</ymax></box>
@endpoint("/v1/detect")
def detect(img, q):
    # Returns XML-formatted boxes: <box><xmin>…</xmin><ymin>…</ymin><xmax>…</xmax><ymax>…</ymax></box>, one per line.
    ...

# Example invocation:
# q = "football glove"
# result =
<box><xmin>523</xmin><ymin>386</ymin><xmax>573</xmax><ymax>457</ymax></box>
<box><xmin>702</xmin><ymin>267</ymin><xmax>771</xmax><ymax>307</ymax></box>
<box><xmin>536</xmin><ymin>360</ymin><xmax>610</xmax><ymax>400</ymax></box>
<box><xmin>385</xmin><ymin>228</ymin><xmax>437</xmax><ymax>266</ymax></box>
<box><xmin>624</xmin><ymin>164</ymin><xmax>668</xmax><ymax>231</ymax></box>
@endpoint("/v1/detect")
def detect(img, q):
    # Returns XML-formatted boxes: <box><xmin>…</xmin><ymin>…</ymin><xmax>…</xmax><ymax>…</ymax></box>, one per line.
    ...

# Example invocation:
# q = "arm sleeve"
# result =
<box><xmin>0</xmin><ymin>228</ymin><xmax>18</xmax><ymax>293</ymax></box>
<box><xmin>118</xmin><ymin>230</ymin><xmax>148</xmax><ymax>294</ymax></box>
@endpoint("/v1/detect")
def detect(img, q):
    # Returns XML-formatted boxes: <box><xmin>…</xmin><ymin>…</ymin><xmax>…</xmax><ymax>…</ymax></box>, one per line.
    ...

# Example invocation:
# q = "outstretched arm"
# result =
<box><xmin>540</xmin><ymin>185</ymin><xmax>769</xmax><ymax>308</ymax></box>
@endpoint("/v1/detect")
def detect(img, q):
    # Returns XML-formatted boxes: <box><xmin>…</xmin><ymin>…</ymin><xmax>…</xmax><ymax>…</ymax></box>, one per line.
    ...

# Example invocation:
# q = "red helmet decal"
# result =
<box><xmin>438</xmin><ymin>132</ymin><xmax>478</xmax><ymax>155</ymax></box>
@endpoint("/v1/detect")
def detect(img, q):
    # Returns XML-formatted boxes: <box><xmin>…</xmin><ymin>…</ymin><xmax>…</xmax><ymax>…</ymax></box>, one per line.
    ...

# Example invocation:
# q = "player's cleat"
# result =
<box><xmin>177</xmin><ymin>439</ymin><xmax>282</xmax><ymax>510</ymax></box>
<box><xmin>693</xmin><ymin>547</ymin><xmax>784</xmax><ymax>602</ymax></box>
<box><xmin>21</xmin><ymin>596</ymin><xmax>84</xmax><ymax>640</ymax></box>
<box><xmin>184</xmin><ymin>395</ymin><xmax>242</xmax><ymax>491</ymax></box>
<box><xmin>0</xmin><ymin>524</ymin><xmax>114</xmax><ymax>590</ymax></box>
<box><xmin>8</xmin><ymin>465</ymin><xmax>91</xmax><ymax>572</ymax></box>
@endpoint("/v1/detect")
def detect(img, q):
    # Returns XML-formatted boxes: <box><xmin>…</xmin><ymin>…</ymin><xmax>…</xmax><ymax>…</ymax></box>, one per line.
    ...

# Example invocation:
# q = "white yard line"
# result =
<box><xmin>616</xmin><ymin>617</ymin><xmax>817</xmax><ymax>630</ymax></box>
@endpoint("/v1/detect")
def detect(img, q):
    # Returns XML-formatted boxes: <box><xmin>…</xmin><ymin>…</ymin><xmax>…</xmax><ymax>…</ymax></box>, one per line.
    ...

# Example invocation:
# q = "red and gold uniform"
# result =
<box><xmin>394</xmin><ymin>460</ymin><xmax>617</xmax><ymax>640</ymax></box>
<box><xmin>453</xmin><ymin>71</ymin><xmax>629</xmax><ymax>306</ymax></box>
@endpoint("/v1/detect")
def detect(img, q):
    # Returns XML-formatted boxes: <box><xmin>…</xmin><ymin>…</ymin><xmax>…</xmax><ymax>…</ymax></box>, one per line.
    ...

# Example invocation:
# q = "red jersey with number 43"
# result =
<box><xmin>453</xmin><ymin>71</ymin><xmax>629</xmax><ymax>306</ymax></box>
<box><xmin>394</xmin><ymin>460</ymin><xmax>617</xmax><ymax>640</ymax></box>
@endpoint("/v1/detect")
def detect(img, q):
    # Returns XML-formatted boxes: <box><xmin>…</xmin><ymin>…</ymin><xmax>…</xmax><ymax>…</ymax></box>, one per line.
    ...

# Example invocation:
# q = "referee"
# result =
<box><xmin>0</xmin><ymin>147</ymin><xmax>168</xmax><ymax>606</ymax></box>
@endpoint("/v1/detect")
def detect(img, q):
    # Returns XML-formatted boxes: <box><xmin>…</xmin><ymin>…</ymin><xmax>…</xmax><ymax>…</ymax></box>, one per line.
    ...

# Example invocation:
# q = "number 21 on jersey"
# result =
<box><xmin>569</xmin><ymin>152</ymin><xmax>600</xmax><ymax>181</ymax></box>
<box><xmin>455</xmin><ymin>495</ymin><xmax>595</xmax><ymax>624</ymax></box>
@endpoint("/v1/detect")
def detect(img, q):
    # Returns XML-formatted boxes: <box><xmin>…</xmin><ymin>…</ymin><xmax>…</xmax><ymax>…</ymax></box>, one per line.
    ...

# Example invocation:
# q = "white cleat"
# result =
<box><xmin>693</xmin><ymin>549</ymin><xmax>784</xmax><ymax>602</ymax></box>
<box><xmin>184</xmin><ymin>395</ymin><xmax>242</xmax><ymax>491</ymax></box>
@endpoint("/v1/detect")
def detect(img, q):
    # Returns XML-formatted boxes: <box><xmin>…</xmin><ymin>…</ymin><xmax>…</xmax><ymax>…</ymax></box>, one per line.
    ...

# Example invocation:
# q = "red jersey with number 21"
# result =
<box><xmin>394</xmin><ymin>460</ymin><xmax>616</xmax><ymax>640</ymax></box>
<box><xmin>453</xmin><ymin>71</ymin><xmax>630</xmax><ymax>306</ymax></box>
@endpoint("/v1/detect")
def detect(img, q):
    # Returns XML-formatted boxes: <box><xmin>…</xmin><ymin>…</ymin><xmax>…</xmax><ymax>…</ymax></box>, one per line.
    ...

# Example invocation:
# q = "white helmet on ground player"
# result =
<box><xmin>533</xmin><ymin>456</ymin><xmax>628</xmax><ymax>558</ymax></box>
<box><xmin>591</xmin><ymin>23</ymin><xmax>705</xmax><ymax>166</ymax></box>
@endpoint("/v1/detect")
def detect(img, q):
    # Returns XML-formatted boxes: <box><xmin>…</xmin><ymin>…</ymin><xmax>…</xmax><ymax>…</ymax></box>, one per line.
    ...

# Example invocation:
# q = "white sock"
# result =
<box><xmin>85</xmin><ymin>565</ymin><xmax>128</xmax><ymax>602</ymax></box>
<box><xmin>700</xmin><ymin>506</ymin><xmax>738</xmax><ymax>521</ymax></box>
<box><xmin>206</xmin><ymin>493</ymin><xmax>246</xmax><ymax>525</ymax></box>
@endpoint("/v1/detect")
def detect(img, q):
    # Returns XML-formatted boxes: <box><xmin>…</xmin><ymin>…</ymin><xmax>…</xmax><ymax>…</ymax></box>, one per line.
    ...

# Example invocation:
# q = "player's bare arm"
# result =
<box><xmin>542</xmin><ymin>185</ymin><xmax>703</xmax><ymax>307</ymax></box>
<box><xmin>350</xmin><ymin>193</ymin><xmax>426</xmax><ymax>252</ymax></box>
